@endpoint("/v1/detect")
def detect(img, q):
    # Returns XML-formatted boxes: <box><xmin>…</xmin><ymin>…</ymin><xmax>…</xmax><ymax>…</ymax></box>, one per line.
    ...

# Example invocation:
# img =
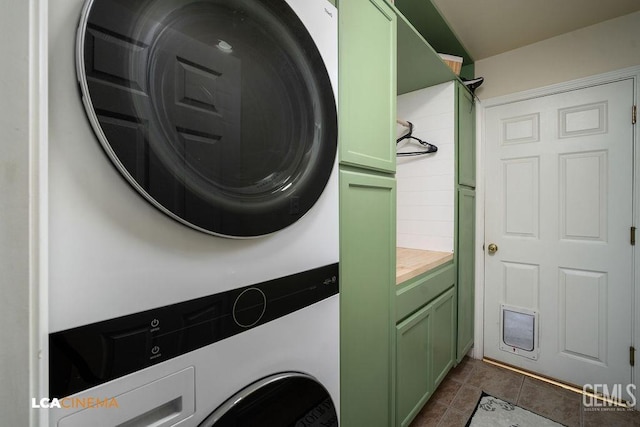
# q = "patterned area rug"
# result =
<box><xmin>465</xmin><ymin>392</ymin><xmax>565</xmax><ymax>427</ymax></box>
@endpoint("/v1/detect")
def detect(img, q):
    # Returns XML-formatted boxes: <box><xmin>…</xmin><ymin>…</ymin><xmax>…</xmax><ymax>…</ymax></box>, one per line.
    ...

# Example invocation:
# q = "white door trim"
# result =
<box><xmin>481</xmin><ymin>65</ymin><xmax>640</xmax><ymax>108</ymax></box>
<box><xmin>474</xmin><ymin>65</ymin><xmax>640</xmax><ymax>379</ymax></box>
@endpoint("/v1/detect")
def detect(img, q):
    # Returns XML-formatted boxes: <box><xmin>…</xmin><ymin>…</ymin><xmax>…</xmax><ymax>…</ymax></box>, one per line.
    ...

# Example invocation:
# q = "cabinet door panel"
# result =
<box><xmin>339</xmin><ymin>0</ymin><xmax>396</xmax><ymax>172</ymax></box>
<box><xmin>340</xmin><ymin>169</ymin><xmax>396</xmax><ymax>427</ymax></box>
<box><xmin>396</xmin><ymin>285</ymin><xmax>456</xmax><ymax>427</ymax></box>
<box><xmin>457</xmin><ymin>188</ymin><xmax>475</xmax><ymax>361</ymax></box>
<box><xmin>457</xmin><ymin>83</ymin><xmax>475</xmax><ymax>187</ymax></box>
<box><xmin>396</xmin><ymin>304</ymin><xmax>431</xmax><ymax>427</ymax></box>
<box><xmin>431</xmin><ymin>287</ymin><xmax>457</xmax><ymax>388</ymax></box>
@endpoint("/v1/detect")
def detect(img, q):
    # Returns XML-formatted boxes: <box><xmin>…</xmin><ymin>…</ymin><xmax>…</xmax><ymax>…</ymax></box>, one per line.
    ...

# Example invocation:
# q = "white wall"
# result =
<box><xmin>475</xmin><ymin>11</ymin><xmax>640</xmax><ymax>99</ymax></box>
<box><xmin>396</xmin><ymin>82</ymin><xmax>455</xmax><ymax>252</ymax></box>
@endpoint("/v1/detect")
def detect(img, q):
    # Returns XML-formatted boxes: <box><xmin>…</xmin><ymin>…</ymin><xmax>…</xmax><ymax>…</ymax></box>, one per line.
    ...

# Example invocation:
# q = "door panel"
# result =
<box><xmin>396</xmin><ymin>304</ymin><xmax>431</xmax><ymax>427</ymax></box>
<box><xmin>457</xmin><ymin>83</ymin><xmax>476</xmax><ymax>187</ymax></box>
<box><xmin>431</xmin><ymin>287</ymin><xmax>456</xmax><ymax>388</ymax></box>
<box><xmin>457</xmin><ymin>188</ymin><xmax>475</xmax><ymax>361</ymax></box>
<box><xmin>502</xmin><ymin>157</ymin><xmax>539</xmax><ymax>238</ymax></box>
<box><xmin>484</xmin><ymin>79</ymin><xmax>634</xmax><ymax>388</ymax></box>
<box><xmin>338</xmin><ymin>0</ymin><xmax>396</xmax><ymax>172</ymax></box>
<box><xmin>340</xmin><ymin>170</ymin><xmax>396</xmax><ymax>427</ymax></box>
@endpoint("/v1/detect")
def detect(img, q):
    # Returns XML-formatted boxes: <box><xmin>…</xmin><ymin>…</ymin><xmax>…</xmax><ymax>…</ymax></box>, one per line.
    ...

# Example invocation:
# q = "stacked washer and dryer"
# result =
<box><xmin>47</xmin><ymin>0</ymin><xmax>339</xmax><ymax>425</ymax></box>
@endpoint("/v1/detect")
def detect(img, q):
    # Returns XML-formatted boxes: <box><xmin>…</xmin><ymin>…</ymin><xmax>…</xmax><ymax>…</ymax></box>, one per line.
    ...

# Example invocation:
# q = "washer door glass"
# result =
<box><xmin>77</xmin><ymin>0</ymin><xmax>337</xmax><ymax>237</ymax></box>
<box><xmin>199</xmin><ymin>373</ymin><xmax>338</xmax><ymax>426</ymax></box>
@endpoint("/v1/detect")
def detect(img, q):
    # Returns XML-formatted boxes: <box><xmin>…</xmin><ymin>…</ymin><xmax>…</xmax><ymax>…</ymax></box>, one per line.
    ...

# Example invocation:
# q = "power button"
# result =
<box><xmin>233</xmin><ymin>288</ymin><xmax>266</xmax><ymax>328</ymax></box>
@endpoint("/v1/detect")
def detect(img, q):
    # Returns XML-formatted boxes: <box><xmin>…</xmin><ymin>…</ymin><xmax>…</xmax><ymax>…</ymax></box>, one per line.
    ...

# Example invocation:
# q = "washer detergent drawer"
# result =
<box><xmin>57</xmin><ymin>367</ymin><xmax>195</xmax><ymax>427</ymax></box>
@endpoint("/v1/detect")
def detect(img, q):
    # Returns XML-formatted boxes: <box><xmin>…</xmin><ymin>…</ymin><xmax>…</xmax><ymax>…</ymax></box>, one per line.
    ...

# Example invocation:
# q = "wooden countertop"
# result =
<box><xmin>396</xmin><ymin>247</ymin><xmax>453</xmax><ymax>285</ymax></box>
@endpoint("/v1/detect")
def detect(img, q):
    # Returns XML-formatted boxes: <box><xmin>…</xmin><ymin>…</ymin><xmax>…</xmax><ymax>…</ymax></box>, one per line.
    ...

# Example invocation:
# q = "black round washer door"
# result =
<box><xmin>77</xmin><ymin>0</ymin><xmax>337</xmax><ymax>237</ymax></box>
<box><xmin>199</xmin><ymin>373</ymin><xmax>338</xmax><ymax>426</ymax></box>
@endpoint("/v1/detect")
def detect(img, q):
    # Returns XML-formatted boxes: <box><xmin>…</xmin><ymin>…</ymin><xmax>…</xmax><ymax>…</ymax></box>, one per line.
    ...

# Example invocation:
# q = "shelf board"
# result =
<box><xmin>395</xmin><ymin>0</ymin><xmax>473</xmax><ymax>66</ymax></box>
<box><xmin>395</xmin><ymin>8</ymin><xmax>458</xmax><ymax>94</ymax></box>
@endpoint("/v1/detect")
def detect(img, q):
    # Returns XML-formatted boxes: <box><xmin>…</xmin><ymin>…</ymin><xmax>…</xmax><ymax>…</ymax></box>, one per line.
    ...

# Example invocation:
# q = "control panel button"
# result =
<box><xmin>149</xmin><ymin>331</ymin><xmax>181</xmax><ymax>362</ymax></box>
<box><xmin>233</xmin><ymin>288</ymin><xmax>266</xmax><ymax>328</ymax></box>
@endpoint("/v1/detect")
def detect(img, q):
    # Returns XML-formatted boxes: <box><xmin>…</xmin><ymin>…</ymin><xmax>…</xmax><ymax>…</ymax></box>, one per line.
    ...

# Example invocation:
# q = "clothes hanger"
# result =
<box><xmin>396</xmin><ymin>120</ymin><xmax>438</xmax><ymax>157</ymax></box>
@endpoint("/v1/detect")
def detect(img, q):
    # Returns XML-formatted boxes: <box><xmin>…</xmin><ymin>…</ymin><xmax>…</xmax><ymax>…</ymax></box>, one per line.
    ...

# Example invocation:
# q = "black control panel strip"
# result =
<box><xmin>49</xmin><ymin>263</ymin><xmax>338</xmax><ymax>398</ymax></box>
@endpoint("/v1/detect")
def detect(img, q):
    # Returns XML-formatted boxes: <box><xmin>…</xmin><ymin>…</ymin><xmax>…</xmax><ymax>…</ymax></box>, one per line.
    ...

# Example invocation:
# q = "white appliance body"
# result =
<box><xmin>48</xmin><ymin>0</ymin><xmax>338</xmax><ymax>333</ymax></box>
<box><xmin>49</xmin><ymin>293</ymin><xmax>339</xmax><ymax>426</ymax></box>
<box><xmin>47</xmin><ymin>0</ymin><xmax>339</xmax><ymax>425</ymax></box>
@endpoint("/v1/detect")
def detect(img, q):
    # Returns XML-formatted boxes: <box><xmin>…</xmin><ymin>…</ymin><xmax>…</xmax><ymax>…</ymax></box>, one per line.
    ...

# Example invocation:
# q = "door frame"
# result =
<box><xmin>474</xmin><ymin>65</ymin><xmax>640</xmax><ymax>395</ymax></box>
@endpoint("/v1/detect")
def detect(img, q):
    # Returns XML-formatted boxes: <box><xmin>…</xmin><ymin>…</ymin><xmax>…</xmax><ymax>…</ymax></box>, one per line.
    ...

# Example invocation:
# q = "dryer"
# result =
<box><xmin>47</xmin><ymin>0</ymin><xmax>339</xmax><ymax>424</ymax></box>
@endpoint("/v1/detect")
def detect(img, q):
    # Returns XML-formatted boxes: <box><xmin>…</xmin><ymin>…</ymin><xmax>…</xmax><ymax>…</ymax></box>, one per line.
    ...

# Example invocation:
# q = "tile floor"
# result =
<box><xmin>409</xmin><ymin>357</ymin><xmax>640</xmax><ymax>427</ymax></box>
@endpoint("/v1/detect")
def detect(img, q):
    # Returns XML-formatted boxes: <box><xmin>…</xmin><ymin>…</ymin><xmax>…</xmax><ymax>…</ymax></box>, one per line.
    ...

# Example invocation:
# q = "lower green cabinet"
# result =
<box><xmin>396</xmin><ymin>286</ymin><xmax>456</xmax><ymax>427</ymax></box>
<box><xmin>456</xmin><ymin>187</ymin><xmax>475</xmax><ymax>362</ymax></box>
<box><xmin>340</xmin><ymin>169</ymin><xmax>396</xmax><ymax>427</ymax></box>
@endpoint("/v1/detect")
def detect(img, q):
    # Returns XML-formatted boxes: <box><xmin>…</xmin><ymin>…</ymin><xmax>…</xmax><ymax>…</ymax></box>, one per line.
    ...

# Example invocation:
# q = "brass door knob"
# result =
<box><xmin>487</xmin><ymin>243</ymin><xmax>498</xmax><ymax>254</ymax></box>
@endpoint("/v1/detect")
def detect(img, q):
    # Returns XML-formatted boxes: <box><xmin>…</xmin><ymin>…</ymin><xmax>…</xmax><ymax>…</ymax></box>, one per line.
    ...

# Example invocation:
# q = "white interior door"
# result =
<box><xmin>484</xmin><ymin>79</ymin><xmax>635</xmax><ymax>389</ymax></box>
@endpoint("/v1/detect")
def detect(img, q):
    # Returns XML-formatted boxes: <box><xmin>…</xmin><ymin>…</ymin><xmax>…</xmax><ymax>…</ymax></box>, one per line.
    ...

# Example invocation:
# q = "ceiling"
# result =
<box><xmin>431</xmin><ymin>0</ymin><xmax>640</xmax><ymax>60</ymax></box>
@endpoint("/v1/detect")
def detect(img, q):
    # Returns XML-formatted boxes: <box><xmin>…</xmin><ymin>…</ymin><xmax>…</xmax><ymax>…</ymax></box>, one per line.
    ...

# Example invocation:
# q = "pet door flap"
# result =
<box><xmin>503</xmin><ymin>309</ymin><xmax>534</xmax><ymax>351</ymax></box>
<box><xmin>499</xmin><ymin>304</ymin><xmax>539</xmax><ymax>360</ymax></box>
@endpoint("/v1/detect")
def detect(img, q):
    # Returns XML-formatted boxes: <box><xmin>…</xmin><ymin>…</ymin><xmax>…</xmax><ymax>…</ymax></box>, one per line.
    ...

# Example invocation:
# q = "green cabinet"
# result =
<box><xmin>396</xmin><ymin>285</ymin><xmax>456</xmax><ymax>427</ymax></box>
<box><xmin>338</xmin><ymin>0</ymin><xmax>396</xmax><ymax>173</ymax></box>
<box><xmin>338</xmin><ymin>2</ymin><xmax>476</xmax><ymax>426</ymax></box>
<box><xmin>393</xmin><ymin>81</ymin><xmax>476</xmax><ymax>426</ymax></box>
<box><xmin>340</xmin><ymin>170</ymin><xmax>396</xmax><ymax>427</ymax></box>
<box><xmin>338</xmin><ymin>0</ymin><xmax>397</xmax><ymax>425</ymax></box>
<box><xmin>456</xmin><ymin>188</ymin><xmax>475</xmax><ymax>361</ymax></box>
<box><xmin>455</xmin><ymin>81</ymin><xmax>476</xmax><ymax>362</ymax></box>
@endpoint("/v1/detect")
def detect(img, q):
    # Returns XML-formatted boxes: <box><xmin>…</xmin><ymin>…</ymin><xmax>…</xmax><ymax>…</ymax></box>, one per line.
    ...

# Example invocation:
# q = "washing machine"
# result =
<box><xmin>47</xmin><ymin>0</ymin><xmax>339</xmax><ymax>424</ymax></box>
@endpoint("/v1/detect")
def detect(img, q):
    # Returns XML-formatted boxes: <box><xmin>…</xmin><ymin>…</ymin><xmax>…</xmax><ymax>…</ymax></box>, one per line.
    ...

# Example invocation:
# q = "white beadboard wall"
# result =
<box><xmin>396</xmin><ymin>81</ymin><xmax>455</xmax><ymax>252</ymax></box>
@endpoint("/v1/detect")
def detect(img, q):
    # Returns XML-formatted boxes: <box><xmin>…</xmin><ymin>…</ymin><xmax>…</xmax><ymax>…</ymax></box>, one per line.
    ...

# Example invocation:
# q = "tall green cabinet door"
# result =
<box><xmin>456</xmin><ymin>83</ymin><xmax>475</xmax><ymax>188</ymax></box>
<box><xmin>456</xmin><ymin>187</ymin><xmax>475</xmax><ymax>361</ymax></box>
<box><xmin>338</xmin><ymin>0</ymin><xmax>396</xmax><ymax>173</ymax></box>
<box><xmin>340</xmin><ymin>169</ymin><xmax>396</xmax><ymax>427</ymax></box>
